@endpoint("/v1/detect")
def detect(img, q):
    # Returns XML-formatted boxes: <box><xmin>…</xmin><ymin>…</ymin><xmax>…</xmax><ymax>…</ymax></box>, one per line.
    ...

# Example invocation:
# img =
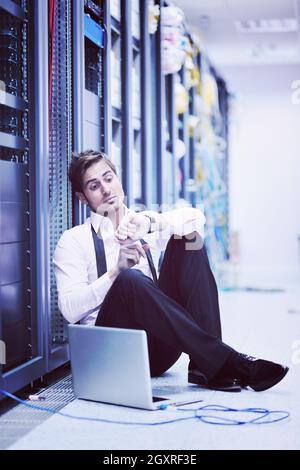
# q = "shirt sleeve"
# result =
<box><xmin>53</xmin><ymin>230</ymin><xmax>113</xmax><ymax>324</ymax></box>
<box><xmin>141</xmin><ymin>207</ymin><xmax>206</xmax><ymax>251</ymax></box>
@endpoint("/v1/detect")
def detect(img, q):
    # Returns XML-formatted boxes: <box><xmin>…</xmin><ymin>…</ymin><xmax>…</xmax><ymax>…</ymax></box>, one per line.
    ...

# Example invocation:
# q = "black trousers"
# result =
<box><xmin>96</xmin><ymin>233</ymin><xmax>235</xmax><ymax>380</ymax></box>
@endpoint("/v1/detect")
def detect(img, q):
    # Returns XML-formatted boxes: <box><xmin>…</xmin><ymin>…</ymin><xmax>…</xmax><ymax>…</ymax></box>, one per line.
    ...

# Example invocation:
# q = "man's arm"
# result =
<box><xmin>53</xmin><ymin>231</ymin><xmax>113</xmax><ymax>323</ymax></box>
<box><xmin>142</xmin><ymin>207</ymin><xmax>206</xmax><ymax>238</ymax></box>
<box><xmin>114</xmin><ymin>207</ymin><xmax>206</xmax><ymax>251</ymax></box>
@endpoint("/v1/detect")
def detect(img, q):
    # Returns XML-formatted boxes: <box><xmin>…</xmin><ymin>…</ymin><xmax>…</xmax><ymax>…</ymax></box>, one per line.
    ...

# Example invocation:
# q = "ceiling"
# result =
<box><xmin>174</xmin><ymin>0</ymin><xmax>300</xmax><ymax>66</ymax></box>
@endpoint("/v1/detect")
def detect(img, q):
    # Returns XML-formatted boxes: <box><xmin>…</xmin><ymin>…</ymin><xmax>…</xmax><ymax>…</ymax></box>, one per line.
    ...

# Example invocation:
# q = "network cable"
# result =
<box><xmin>0</xmin><ymin>388</ymin><xmax>290</xmax><ymax>427</ymax></box>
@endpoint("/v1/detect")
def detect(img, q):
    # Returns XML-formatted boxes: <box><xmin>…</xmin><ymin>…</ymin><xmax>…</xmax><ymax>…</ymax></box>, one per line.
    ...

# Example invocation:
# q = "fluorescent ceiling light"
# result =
<box><xmin>235</xmin><ymin>18</ymin><xmax>298</xmax><ymax>33</ymax></box>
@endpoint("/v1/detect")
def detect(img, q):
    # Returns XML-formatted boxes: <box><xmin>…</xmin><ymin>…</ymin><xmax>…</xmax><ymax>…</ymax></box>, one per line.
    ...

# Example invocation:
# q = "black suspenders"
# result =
<box><xmin>91</xmin><ymin>226</ymin><xmax>158</xmax><ymax>284</ymax></box>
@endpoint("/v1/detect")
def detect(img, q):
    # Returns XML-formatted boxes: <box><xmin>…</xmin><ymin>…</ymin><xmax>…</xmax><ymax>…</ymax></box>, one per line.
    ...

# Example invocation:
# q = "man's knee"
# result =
<box><xmin>115</xmin><ymin>268</ymin><xmax>146</xmax><ymax>285</ymax></box>
<box><xmin>167</xmin><ymin>231</ymin><xmax>204</xmax><ymax>252</ymax></box>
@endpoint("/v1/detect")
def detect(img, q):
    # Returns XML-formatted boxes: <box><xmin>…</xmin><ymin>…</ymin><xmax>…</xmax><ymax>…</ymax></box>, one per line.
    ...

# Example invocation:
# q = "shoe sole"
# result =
<box><xmin>248</xmin><ymin>366</ymin><xmax>289</xmax><ymax>392</ymax></box>
<box><xmin>188</xmin><ymin>374</ymin><xmax>242</xmax><ymax>393</ymax></box>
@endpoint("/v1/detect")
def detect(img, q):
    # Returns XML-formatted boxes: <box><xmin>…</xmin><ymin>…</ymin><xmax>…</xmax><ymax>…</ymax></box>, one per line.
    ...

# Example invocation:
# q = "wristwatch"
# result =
<box><xmin>144</xmin><ymin>215</ymin><xmax>156</xmax><ymax>233</ymax></box>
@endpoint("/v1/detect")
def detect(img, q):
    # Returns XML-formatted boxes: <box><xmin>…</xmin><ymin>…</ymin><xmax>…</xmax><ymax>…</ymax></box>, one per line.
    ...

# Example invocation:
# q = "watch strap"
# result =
<box><xmin>144</xmin><ymin>215</ymin><xmax>156</xmax><ymax>233</ymax></box>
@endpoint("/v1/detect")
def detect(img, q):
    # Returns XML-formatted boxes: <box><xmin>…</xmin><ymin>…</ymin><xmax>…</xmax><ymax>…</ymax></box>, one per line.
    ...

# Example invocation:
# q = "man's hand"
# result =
<box><xmin>115</xmin><ymin>213</ymin><xmax>151</xmax><ymax>243</ymax></box>
<box><xmin>108</xmin><ymin>242</ymin><xmax>149</xmax><ymax>282</ymax></box>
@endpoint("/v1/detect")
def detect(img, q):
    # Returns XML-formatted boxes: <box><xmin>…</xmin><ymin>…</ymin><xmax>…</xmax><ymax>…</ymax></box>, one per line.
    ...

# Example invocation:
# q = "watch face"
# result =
<box><xmin>145</xmin><ymin>215</ymin><xmax>155</xmax><ymax>233</ymax></box>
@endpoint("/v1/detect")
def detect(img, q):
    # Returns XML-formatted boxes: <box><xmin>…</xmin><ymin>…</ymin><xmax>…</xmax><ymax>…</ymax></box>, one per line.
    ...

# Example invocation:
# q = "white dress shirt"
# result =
<box><xmin>53</xmin><ymin>207</ymin><xmax>206</xmax><ymax>325</ymax></box>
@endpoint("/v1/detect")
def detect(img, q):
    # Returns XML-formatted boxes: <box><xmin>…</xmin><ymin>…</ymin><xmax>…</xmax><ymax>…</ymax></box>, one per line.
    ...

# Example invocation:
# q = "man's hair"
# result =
<box><xmin>69</xmin><ymin>149</ymin><xmax>117</xmax><ymax>192</ymax></box>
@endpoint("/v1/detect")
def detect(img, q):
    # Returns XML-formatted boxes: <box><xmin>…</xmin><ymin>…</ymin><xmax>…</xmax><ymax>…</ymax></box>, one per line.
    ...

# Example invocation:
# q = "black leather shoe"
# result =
<box><xmin>233</xmin><ymin>353</ymin><xmax>289</xmax><ymax>392</ymax></box>
<box><xmin>188</xmin><ymin>369</ymin><xmax>242</xmax><ymax>392</ymax></box>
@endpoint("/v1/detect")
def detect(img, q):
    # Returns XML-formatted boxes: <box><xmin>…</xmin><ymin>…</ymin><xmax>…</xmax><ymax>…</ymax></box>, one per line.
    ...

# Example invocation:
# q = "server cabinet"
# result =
<box><xmin>110</xmin><ymin>0</ymin><xmax>151</xmax><ymax>209</ymax></box>
<box><xmin>194</xmin><ymin>55</ymin><xmax>230</xmax><ymax>265</ymax></box>
<box><xmin>150</xmin><ymin>0</ymin><xmax>165</xmax><ymax>207</ymax></box>
<box><xmin>188</xmin><ymin>74</ymin><xmax>196</xmax><ymax>208</ymax></box>
<box><xmin>131</xmin><ymin>0</ymin><xmax>142</xmax><ymax>208</ymax></box>
<box><xmin>160</xmin><ymin>6</ymin><xmax>202</xmax><ymax>209</ymax></box>
<box><xmin>178</xmin><ymin>64</ymin><xmax>189</xmax><ymax>201</ymax></box>
<box><xmin>83</xmin><ymin>1</ymin><xmax>105</xmax><ymax>152</ymax></box>
<box><xmin>74</xmin><ymin>0</ymin><xmax>155</xmax><ymax>210</ymax></box>
<box><xmin>0</xmin><ymin>0</ymin><xmax>48</xmax><ymax>394</ymax></box>
<box><xmin>48</xmin><ymin>0</ymin><xmax>73</xmax><ymax>370</ymax></box>
<box><xmin>165</xmin><ymin>73</ymin><xmax>176</xmax><ymax>206</ymax></box>
<box><xmin>187</xmin><ymin>49</ymin><xmax>200</xmax><ymax>209</ymax></box>
<box><xmin>140</xmin><ymin>0</ymin><xmax>153</xmax><ymax>209</ymax></box>
<box><xmin>214</xmin><ymin>74</ymin><xmax>230</xmax><ymax>260</ymax></box>
<box><xmin>164</xmin><ymin>42</ymin><xmax>200</xmax><ymax>208</ymax></box>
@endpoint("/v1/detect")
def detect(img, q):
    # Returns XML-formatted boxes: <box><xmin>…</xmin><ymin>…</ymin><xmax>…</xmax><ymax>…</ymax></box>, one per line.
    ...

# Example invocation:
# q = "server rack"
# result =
<box><xmin>83</xmin><ymin>1</ymin><xmax>105</xmax><ymax>151</ymax></box>
<box><xmin>187</xmin><ymin>42</ymin><xmax>200</xmax><ymax>209</ymax></box>
<box><xmin>188</xmin><ymin>69</ymin><xmax>196</xmax><ymax>208</ymax></box>
<box><xmin>0</xmin><ymin>0</ymin><xmax>48</xmax><ymax>394</ymax></box>
<box><xmin>107</xmin><ymin>0</ymin><xmax>123</xmax><ymax>182</ymax></box>
<box><xmin>73</xmin><ymin>0</ymin><xmax>86</xmax><ymax>225</ymax></box>
<box><xmin>151</xmin><ymin>0</ymin><xmax>165</xmax><ymax>207</ymax></box>
<box><xmin>165</xmin><ymin>73</ymin><xmax>177</xmax><ymax>206</ymax></box>
<box><xmin>73</xmin><ymin>0</ymin><xmax>105</xmax><ymax>225</ymax></box>
<box><xmin>120</xmin><ymin>0</ymin><xmax>134</xmax><ymax>206</ymax></box>
<box><xmin>162</xmin><ymin>29</ymin><xmax>202</xmax><ymax>209</ymax></box>
<box><xmin>206</xmin><ymin>62</ymin><xmax>229</xmax><ymax>263</ymax></box>
<box><xmin>140</xmin><ymin>0</ymin><xmax>153</xmax><ymax>209</ymax></box>
<box><xmin>188</xmin><ymin>48</ymin><xmax>202</xmax><ymax>209</ymax></box>
<box><xmin>121</xmin><ymin>0</ymin><xmax>159</xmax><ymax>210</ymax></box>
<box><xmin>214</xmin><ymin>73</ymin><xmax>230</xmax><ymax>260</ymax></box>
<box><xmin>48</xmin><ymin>0</ymin><xmax>73</xmax><ymax>370</ymax></box>
<box><xmin>162</xmin><ymin>35</ymin><xmax>230</xmax><ymax>261</ymax></box>
<box><xmin>131</xmin><ymin>0</ymin><xmax>143</xmax><ymax>209</ymax></box>
<box><xmin>82</xmin><ymin>0</ymin><xmax>156</xmax><ymax>210</ymax></box>
<box><xmin>178</xmin><ymin>64</ymin><xmax>189</xmax><ymax>201</ymax></box>
<box><xmin>194</xmin><ymin>55</ymin><xmax>230</xmax><ymax>264</ymax></box>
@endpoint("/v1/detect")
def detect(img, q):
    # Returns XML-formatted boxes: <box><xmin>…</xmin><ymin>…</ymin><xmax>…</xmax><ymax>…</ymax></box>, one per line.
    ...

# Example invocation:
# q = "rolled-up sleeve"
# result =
<box><xmin>53</xmin><ymin>231</ymin><xmax>113</xmax><ymax>324</ymax></box>
<box><xmin>163</xmin><ymin>207</ymin><xmax>206</xmax><ymax>238</ymax></box>
<box><xmin>141</xmin><ymin>207</ymin><xmax>206</xmax><ymax>251</ymax></box>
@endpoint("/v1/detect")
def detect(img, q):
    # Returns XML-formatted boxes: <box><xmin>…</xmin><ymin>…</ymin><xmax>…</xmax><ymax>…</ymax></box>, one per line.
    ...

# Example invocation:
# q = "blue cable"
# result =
<box><xmin>177</xmin><ymin>404</ymin><xmax>290</xmax><ymax>426</ymax></box>
<box><xmin>0</xmin><ymin>388</ymin><xmax>290</xmax><ymax>426</ymax></box>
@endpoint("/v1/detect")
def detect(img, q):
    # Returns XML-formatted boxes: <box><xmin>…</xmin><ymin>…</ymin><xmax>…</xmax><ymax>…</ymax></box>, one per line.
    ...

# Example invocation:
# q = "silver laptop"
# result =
<box><xmin>68</xmin><ymin>324</ymin><xmax>203</xmax><ymax>410</ymax></box>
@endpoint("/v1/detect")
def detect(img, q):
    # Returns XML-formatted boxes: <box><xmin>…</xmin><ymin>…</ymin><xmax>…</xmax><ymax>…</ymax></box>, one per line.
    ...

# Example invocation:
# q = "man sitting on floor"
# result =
<box><xmin>54</xmin><ymin>149</ymin><xmax>289</xmax><ymax>392</ymax></box>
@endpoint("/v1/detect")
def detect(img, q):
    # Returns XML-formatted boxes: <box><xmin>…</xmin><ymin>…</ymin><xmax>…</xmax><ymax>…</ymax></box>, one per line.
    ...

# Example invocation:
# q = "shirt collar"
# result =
<box><xmin>90</xmin><ymin>204</ymin><xmax>130</xmax><ymax>235</ymax></box>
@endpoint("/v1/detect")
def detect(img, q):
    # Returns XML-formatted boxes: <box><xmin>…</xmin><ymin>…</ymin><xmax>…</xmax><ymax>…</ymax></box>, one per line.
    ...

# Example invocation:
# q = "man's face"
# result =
<box><xmin>76</xmin><ymin>160</ymin><xmax>124</xmax><ymax>216</ymax></box>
